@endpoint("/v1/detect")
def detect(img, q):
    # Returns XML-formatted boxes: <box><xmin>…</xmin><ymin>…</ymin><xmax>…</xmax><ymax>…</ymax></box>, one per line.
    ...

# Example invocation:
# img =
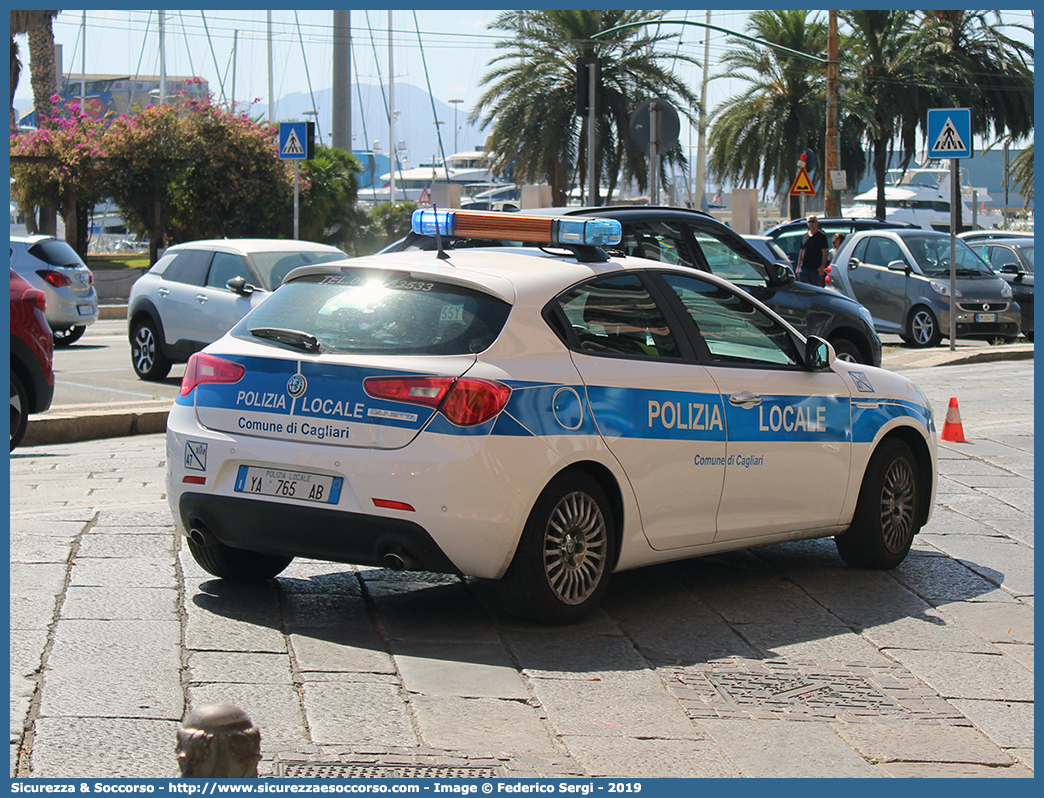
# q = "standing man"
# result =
<box><xmin>796</xmin><ymin>215</ymin><xmax>829</xmax><ymax>286</ymax></box>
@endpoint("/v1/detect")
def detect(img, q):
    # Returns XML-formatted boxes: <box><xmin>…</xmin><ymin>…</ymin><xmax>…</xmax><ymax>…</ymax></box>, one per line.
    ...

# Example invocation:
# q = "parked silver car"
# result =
<box><xmin>127</xmin><ymin>239</ymin><xmax>347</xmax><ymax>380</ymax></box>
<box><xmin>9</xmin><ymin>235</ymin><xmax>98</xmax><ymax>347</ymax></box>
<box><xmin>829</xmin><ymin>229</ymin><xmax>1020</xmax><ymax>347</ymax></box>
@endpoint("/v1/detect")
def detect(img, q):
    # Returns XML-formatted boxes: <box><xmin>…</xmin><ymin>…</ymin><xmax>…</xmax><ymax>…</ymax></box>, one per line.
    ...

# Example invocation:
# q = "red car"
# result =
<box><xmin>10</xmin><ymin>268</ymin><xmax>54</xmax><ymax>450</ymax></box>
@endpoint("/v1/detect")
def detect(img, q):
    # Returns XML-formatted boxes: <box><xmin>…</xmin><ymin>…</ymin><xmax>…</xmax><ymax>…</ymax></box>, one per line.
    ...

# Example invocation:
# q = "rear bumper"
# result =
<box><xmin>179</xmin><ymin>492</ymin><xmax>462</xmax><ymax>574</ymax></box>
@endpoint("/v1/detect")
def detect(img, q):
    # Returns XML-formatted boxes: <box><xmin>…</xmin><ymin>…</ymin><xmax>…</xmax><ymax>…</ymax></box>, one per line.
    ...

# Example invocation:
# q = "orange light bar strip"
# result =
<box><xmin>450</xmin><ymin>211</ymin><xmax>555</xmax><ymax>243</ymax></box>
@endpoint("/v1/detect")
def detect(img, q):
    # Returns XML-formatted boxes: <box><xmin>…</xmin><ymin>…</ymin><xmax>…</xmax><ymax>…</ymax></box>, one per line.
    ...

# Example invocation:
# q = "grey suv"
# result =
<box><xmin>393</xmin><ymin>206</ymin><xmax>882</xmax><ymax>366</ymax></box>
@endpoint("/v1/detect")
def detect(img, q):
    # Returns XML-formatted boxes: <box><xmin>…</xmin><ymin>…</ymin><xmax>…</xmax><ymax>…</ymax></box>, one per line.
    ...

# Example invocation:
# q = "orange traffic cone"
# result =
<box><xmin>940</xmin><ymin>397</ymin><xmax>968</xmax><ymax>442</ymax></box>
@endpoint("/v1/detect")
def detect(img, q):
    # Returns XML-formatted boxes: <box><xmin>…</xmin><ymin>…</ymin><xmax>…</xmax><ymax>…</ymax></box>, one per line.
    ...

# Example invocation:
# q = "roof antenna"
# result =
<box><xmin>432</xmin><ymin>204</ymin><xmax>450</xmax><ymax>260</ymax></box>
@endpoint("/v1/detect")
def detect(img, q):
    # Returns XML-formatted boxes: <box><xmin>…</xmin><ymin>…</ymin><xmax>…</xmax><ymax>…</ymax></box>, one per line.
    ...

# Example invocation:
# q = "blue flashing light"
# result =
<box><xmin>412</xmin><ymin>209</ymin><xmax>454</xmax><ymax>237</ymax></box>
<box><xmin>555</xmin><ymin>218</ymin><xmax>622</xmax><ymax>247</ymax></box>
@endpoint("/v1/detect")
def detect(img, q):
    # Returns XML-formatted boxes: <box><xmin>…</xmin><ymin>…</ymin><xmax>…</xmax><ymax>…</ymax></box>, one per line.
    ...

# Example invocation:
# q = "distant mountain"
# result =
<box><xmin>15</xmin><ymin>83</ymin><xmax>490</xmax><ymax>166</ymax></box>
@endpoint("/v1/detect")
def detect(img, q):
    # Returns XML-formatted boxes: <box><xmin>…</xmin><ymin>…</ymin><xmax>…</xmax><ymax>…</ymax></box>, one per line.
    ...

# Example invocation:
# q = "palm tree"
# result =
<box><xmin>919</xmin><ymin>11</ymin><xmax>1034</xmax><ymax>146</ymax></box>
<box><xmin>469</xmin><ymin>10</ymin><xmax>700</xmax><ymax>206</ymax></box>
<box><xmin>839</xmin><ymin>10</ymin><xmax>949</xmax><ymax>221</ymax></box>
<box><xmin>10</xmin><ymin>9</ymin><xmax>61</xmax><ymax>235</ymax></box>
<box><xmin>707</xmin><ymin>10</ymin><xmax>828</xmax><ymax>215</ymax></box>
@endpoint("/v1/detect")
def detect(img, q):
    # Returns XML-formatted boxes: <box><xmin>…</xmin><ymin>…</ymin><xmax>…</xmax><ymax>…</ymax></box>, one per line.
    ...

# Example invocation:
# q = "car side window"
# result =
<box><xmin>850</xmin><ymin>236</ymin><xmax>869</xmax><ymax>264</ymax></box>
<box><xmin>162</xmin><ymin>250</ymin><xmax>212</xmax><ymax>286</ymax></box>
<box><xmin>773</xmin><ymin>230</ymin><xmax>804</xmax><ymax>264</ymax></box>
<box><xmin>661</xmin><ymin>273</ymin><xmax>800</xmax><ymax>367</ymax></box>
<box><xmin>206</xmin><ymin>252</ymin><xmax>252</xmax><ymax>290</ymax></box>
<box><xmin>554</xmin><ymin>273</ymin><xmax>680</xmax><ymax>359</ymax></box>
<box><xmin>863</xmin><ymin>237</ymin><xmax>904</xmax><ymax>268</ymax></box>
<box><xmin>612</xmin><ymin>221</ymin><xmax>696</xmax><ymax>268</ymax></box>
<box><xmin>985</xmin><ymin>246</ymin><xmax>1017</xmax><ymax>270</ymax></box>
<box><xmin>688</xmin><ymin>227</ymin><xmax>768</xmax><ymax>286</ymax></box>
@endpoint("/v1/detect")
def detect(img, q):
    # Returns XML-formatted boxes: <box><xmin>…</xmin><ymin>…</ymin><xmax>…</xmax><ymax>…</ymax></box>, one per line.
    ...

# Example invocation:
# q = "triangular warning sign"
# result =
<box><xmin>932</xmin><ymin>117</ymin><xmax>966</xmax><ymax>153</ymax></box>
<box><xmin>789</xmin><ymin>166</ymin><xmax>816</xmax><ymax>196</ymax></box>
<box><xmin>418</xmin><ymin>187</ymin><xmax>431</xmax><ymax>204</ymax></box>
<box><xmin>282</xmin><ymin>129</ymin><xmax>305</xmax><ymax>156</ymax></box>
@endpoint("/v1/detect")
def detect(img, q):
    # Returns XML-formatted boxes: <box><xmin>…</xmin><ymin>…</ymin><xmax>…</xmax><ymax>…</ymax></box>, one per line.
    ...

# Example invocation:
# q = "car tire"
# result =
<box><xmin>835</xmin><ymin>438</ymin><xmax>921</xmax><ymax>569</ymax></box>
<box><xmin>187</xmin><ymin>536</ymin><xmax>293</xmax><ymax>582</ymax></box>
<box><xmin>497</xmin><ymin>471</ymin><xmax>615</xmax><ymax>625</ymax></box>
<box><xmin>907</xmin><ymin>306</ymin><xmax>942</xmax><ymax>348</ymax></box>
<box><xmin>130</xmin><ymin>317</ymin><xmax>173</xmax><ymax>381</ymax></box>
<box><xmin>10</xmin><ymin>373</ymin><xmax>28</xmax><ymax>451</ymax></box>
<box><xmin>52</xmin><ymin>325</ymin><xmax>87</xmax><ymax>347</ymax></box>
<box><xmin>829</xmin><ymin>337</ymin><xmax>863</xmax><ymax>363</ymax></box>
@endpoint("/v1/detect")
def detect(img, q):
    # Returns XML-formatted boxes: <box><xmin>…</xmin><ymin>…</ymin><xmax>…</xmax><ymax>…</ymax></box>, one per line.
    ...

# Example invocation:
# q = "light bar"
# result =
<box><xmin>411</xmin><ymin>209</ymin><xmax>622</xmax><ymax>248</ymax></box>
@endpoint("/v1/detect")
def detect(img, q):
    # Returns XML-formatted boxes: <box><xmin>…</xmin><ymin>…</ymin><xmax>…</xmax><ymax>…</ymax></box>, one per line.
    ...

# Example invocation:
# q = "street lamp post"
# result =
<box><xmin>449</xmin><ymin>98</ymin><xmax>463</xmax><ymax>153</ymax></box>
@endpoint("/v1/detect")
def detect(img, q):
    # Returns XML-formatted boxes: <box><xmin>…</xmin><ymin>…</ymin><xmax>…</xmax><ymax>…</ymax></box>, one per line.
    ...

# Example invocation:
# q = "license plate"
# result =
<box><xmin>77</xmin><ymin>305</ymin><xmax>94</xmax><ymax>316</ymax></box>
<box><xmin>234</xmin><ymin>465</ymin><xmax>343</xmax><ymax>504</ymax></box>
<box><xmin>975</xmin><ymin>313</ymin><xmax>997</xmax><ymax>323</ymax></box>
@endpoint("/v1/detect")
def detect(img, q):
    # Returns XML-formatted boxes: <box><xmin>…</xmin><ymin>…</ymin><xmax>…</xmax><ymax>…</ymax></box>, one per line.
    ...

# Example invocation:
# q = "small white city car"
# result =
<box><xmin>167</xmin><ymin>210</ymin><xmax>938</xmax><ymax>624</ymax></box>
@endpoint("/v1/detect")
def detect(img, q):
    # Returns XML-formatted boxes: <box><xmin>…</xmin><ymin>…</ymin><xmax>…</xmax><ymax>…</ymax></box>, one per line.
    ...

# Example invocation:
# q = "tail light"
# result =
<box><xmin>21</xmin><ymin>287</ymin><xmax>47</xmax><ymax>312</ymax></box>
<box><xmin>824</xmin><ymin>265</ymin><xmax>832</xmax><ymax>285</ymax></box>
<box><xmin>180</xmin><ymin>353</ymin><xmax>246</xmax><ymax>397</ymax></box>
<box><xmin>36</xmin><ymin>269</ymin><xmax>72</xmax><ymax>288</ymax></box>
<box><xmin>364</xmin><ymin>376</ymin><xmax>511</xmax><ymax>427</ymax></box>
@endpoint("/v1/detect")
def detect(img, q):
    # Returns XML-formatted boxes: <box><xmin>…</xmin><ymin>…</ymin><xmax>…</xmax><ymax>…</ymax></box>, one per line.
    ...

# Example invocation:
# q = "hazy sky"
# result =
<box><xmin>14</xmin><ymin>8</ymin><xmax>1034</xmax><ymax>162</ymax></box>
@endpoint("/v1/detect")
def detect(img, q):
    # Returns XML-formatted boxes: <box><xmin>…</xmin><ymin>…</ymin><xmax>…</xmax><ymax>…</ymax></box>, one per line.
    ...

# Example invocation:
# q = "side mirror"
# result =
<box><xmin>999</xmin><ymin>263</ymin><xmax>1021</xmax><ymax>275</ymax></box>
<box><xmin>226</xmin><ymin>276</ymin><xmax>255</xmax><ymax>296</ymax></box>
<box><xmin>805</xmin><ymin>335</ymin><xmax>835</xmax><ymax>371</ymax></box>
<box><xmin>771</xmin><ymin>262</ymin><xmax>795</xmax><ymax>285</ymax></box>
<box><xmin>887</xmin><ymin>259</ymin><xmax>909</xmax><ymax>272</ymax></box>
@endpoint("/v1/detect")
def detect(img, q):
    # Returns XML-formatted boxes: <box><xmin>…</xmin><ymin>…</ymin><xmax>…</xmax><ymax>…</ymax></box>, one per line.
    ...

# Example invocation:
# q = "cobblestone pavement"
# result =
<box><xmin>9</xmin><ymin>361</ymin><xmax>1033</xmax><ymax>779</ymax></box>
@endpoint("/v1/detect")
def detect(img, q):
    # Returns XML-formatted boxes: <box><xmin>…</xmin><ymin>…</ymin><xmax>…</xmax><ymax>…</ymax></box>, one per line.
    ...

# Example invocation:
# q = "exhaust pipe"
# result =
<box><xmin>188</xmin><ymin>524</ymin><xmax>215</xmax><ymax>547</ymax></box>
<box><xmin>383</xmin><ymin>551</ymin><xmax>417</xmax><ymax>571</ymax></box>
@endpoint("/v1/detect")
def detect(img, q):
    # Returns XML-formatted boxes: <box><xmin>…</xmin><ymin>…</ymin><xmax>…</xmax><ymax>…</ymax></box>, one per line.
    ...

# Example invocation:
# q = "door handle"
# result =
<box><xmin>196</xmin><ymin>294</ymin><xmax>208</xmax><ymax>303</ymax></box>
<box><xmin>729</xmin><ymin>393</ymin><xmax>762</xmax><ymax>407</ymax></box>
<box><xmin>157</xmin><ymin>287</ymin><xmax>169</xmax><ymax>297</ymax></box>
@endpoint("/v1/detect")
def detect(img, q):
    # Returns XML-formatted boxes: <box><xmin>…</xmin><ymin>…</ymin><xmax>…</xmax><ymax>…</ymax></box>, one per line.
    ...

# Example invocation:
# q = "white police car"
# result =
<box><xmin>167</xmin><ymin>209</ymin><xmax>937</xmax><ymax>624</ymax></box>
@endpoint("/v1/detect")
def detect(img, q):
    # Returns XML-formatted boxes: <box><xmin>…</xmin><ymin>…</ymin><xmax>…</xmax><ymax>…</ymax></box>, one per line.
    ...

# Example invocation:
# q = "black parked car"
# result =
<box><xmin>765</xmin><ymin>217</ymin><xmax>918</xmax><ymax>268</ymax></box>
<box><xmin>971</xmin><ymin>237</ymin><xmax>1034</xmax><ymax>341</ymax></box>
<box><xmin>391</xmin><ymin>205</ymin><xmax>882</xmax><ymax>366</ymax></box>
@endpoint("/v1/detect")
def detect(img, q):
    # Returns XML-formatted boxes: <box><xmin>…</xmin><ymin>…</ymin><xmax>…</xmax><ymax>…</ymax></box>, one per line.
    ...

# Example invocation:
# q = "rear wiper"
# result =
<box><xmin>249</xmin><ymin>327</ymin><xmax>322</xmax><ymax>353</ymax></box>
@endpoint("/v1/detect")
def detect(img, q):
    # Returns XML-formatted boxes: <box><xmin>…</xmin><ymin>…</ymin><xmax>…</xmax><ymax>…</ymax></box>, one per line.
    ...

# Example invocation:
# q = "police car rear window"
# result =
<box><xmin>230</xmin><ymin>270</ymin><xmax>511</xmax><ymax>355</ymax></box>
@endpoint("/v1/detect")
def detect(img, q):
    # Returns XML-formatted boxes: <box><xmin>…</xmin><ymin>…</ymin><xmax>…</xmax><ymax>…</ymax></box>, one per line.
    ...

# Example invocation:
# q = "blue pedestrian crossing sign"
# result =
<box><xmin>278</xmin><ymin>121</ymin><xmax>315</xmax><ymax>160</ymax></box>
<box><xmin>927</xmin><ymin>108</ymin><xmax>972</xmax><ymax>159</ymax></box>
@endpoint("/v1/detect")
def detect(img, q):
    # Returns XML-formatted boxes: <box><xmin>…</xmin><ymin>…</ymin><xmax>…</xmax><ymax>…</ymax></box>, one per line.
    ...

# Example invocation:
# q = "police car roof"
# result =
<box><xmin>286</xmin><ymin>244</ymin><xmax>762</xmax><ymax>311</ymax></box>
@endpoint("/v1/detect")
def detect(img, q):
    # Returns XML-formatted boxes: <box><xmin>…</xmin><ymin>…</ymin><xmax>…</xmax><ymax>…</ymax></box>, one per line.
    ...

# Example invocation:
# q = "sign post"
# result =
<box><xmin>278</xmin><ymin>122</ymin><xmax>315</xmax><ymax>239</ymax></box>
<box><xmin>927</xmin><ymin>108</ymin><xmax>972</xmax><ymax>351</ymax></box>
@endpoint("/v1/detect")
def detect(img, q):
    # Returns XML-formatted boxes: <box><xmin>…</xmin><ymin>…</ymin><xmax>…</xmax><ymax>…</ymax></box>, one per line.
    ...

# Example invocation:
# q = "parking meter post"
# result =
<box><xmin>950</xmin><ymin>158</ymin><xmax>958</xmax><ymax>350</ymax></box>
<box><xmin>176</xmin><ymin>704</ymin><xmax>262</xmax><ymax>778</ymax></box>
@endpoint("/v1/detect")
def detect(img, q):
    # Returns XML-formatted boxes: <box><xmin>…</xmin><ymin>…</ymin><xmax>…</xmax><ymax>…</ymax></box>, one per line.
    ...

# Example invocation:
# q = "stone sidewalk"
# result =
<box><xmin>9</xmin><ymin>361</ymin><xmax>1033</xmax><ymax>779</ymax></box>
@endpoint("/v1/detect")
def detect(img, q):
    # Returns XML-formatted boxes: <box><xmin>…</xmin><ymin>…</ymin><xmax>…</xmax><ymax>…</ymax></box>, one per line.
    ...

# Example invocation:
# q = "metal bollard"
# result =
<box><xmin>177</xmin><ymin>704</ymin><xmax>262</xmax><ymax>778</ymax></box>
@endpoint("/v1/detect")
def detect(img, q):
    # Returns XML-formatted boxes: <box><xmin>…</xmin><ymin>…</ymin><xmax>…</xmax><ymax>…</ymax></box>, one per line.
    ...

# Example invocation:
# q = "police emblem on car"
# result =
<box><xmin>165</xmin><ymin>208</ymin><xmax>938</xmax><ymax>625</ymax></box>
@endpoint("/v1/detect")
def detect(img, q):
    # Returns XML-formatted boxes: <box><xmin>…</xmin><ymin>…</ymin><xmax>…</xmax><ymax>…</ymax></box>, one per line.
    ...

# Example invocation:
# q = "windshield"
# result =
<box><xmin>232</xmin><ymin>270</ymin><xmax>511</xmax><ymax>355</ymax></box>
<box><xmin>904</xmin><ymin>235</ymin><xmax>995</xmax><ymax>278</ymax></box>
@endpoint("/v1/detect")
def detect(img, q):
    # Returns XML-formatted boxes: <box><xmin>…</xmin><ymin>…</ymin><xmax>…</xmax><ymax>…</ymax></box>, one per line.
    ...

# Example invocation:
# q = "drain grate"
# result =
<box><xmin>706</xmin><ymin>670</ymin><xmax>905</xmax><ymax>714</ymax></box>
<box><xmin>277</xmin><ymin>763</ymin><xmax>503</xmax><ymax>779</ymax></box>
<box><xmin>667</xmin><ymin>659</ymin><xmax>966</xmax><ymax>725</ymax></box>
